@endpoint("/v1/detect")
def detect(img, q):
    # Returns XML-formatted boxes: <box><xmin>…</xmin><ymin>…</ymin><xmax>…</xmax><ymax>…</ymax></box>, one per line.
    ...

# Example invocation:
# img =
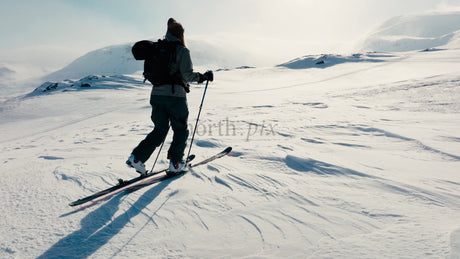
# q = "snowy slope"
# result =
<box><xmin>1</xmin><ymin>47</ymin><xmax>460</xmax><ymax>258</ymax></box>
<box><xmin>1</xmin><ymin>12</ymin><xmax>460</xmax><ymax>259</ymax></box>
<box><xmin>277</xmin><ymin>53</ymin><xmax>397</xmax><ymax>69</ymax></box>
<box><xmin>361</xmin><ymin>11</ymin><xmax>460</xmax><ymax>52</ymax></box>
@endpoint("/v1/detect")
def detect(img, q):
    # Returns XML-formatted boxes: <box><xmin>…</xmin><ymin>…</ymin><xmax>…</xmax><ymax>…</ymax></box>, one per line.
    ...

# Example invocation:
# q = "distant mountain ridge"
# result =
<box><xmin>42</xmin><ymin>11</ymin><xmax>460</xmax><ymax>82</ymax></box>
<box><xmin>361</xmin><ymin>11</ymin><xmax>460</xmax><ymax>52</ymax></box>
<box><xmin>44</xmin><ymin>43</ymin><xmax>140</xmax><ymax>81</ymax></box>
<box><xmin>44</xmin><ymin>39</ymin><xmax>252</xmax><ymax>81</ymax></box>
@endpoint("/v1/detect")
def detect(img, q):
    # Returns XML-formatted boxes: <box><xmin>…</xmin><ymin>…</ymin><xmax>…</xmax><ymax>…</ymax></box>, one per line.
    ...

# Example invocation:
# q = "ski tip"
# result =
<box><xmin>224</xmin><ymin>147</ymin><xmax>232</xmax><ymax>153</ymax></box>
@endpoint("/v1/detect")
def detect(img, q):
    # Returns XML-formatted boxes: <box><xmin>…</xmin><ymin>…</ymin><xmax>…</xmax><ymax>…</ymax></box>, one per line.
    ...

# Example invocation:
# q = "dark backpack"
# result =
<box><xmin>132</xmin><ymin>39</ymin><xmax>188</xmax><ymax>93</ymax></box>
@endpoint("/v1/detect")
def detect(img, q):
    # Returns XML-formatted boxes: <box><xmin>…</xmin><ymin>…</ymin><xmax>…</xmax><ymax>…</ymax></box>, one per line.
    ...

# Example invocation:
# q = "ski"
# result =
<box><xmin>68</xmin><ymin>154</ymin><xmax>195</xmax><ymax>207</ymax></box>
<box><xmin>189</xmin><ymin>146</ymin><xmax>232</xmax><ymax>168</ymax></box>
<box><xmin>69</xmin><ymin>147</ymin><xmax>232</xmax><ymax>207</ymax></box>
<box><xmin>126</xmin><ymin>146</ymin><xmax>233</xmax><ymax>192</ymax></box>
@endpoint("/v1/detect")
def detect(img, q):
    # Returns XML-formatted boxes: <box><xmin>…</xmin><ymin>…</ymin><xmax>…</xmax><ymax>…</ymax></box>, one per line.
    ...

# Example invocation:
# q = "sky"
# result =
<box><xmin>1</xmin><ymin>0</ymin><xmax>460</xmax><ymax>72</ymax></box>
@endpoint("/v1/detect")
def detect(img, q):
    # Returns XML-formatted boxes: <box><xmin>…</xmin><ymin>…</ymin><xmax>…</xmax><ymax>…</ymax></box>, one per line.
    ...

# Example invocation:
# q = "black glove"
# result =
<box><xmin>198</xmin><ymin>70</ymin><xmax>214</xmax><ymax>83</ymax></box>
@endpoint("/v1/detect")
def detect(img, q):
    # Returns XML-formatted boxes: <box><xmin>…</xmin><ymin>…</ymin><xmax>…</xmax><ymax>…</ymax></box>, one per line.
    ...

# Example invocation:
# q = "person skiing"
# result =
<box><xmin>126</xmin><ymin>18</ymin><xmax>213</xmax><ymax>175</ymax></box>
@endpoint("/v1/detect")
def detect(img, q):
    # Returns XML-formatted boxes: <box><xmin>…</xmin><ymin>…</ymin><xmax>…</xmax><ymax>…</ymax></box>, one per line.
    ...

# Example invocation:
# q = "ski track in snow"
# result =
<box><xmin>1</xmin><ymin>47</ymin><xmax>460</xmax><ymax>258</ymax></box>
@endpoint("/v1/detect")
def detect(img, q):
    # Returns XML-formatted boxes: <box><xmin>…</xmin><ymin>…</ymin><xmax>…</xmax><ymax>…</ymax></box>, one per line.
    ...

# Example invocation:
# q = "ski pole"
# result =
<box><xmin>149</xmin><ymin>127</ymin><xmax>169</xmax><ymax>173</ymax></box>
<box><xmin>186</xmin><ymin>80</ymin><xmax>209</xmax><ymax>159</ymax></box>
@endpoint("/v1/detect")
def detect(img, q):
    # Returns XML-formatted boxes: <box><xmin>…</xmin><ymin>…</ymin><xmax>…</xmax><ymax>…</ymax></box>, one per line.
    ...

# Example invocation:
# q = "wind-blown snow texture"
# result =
<box><xmin>1</xmin><ymin>11</ymin><xmax>460</xmax><ymax>259</ymax></box>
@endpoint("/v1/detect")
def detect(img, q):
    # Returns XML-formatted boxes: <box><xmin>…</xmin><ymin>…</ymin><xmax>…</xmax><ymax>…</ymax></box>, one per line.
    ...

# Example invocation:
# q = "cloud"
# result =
<box><xmin>3</xmin><ymin>0</ymin><xmax>460</xmax><ymax>79</ymax></box>
<box><xmin>0</xmin><ymin>0</ymin><xmax>144</xmax><ymax>51</ymax></box>
<box><xmin>436</xmin><ymin>0</ymin><xmax>460</xmax><ymax>11</ymax></box>
<box><xmin>0</xmin><ymin>0</ymin><xmax>150</xmax><ymax>75</ymax></box>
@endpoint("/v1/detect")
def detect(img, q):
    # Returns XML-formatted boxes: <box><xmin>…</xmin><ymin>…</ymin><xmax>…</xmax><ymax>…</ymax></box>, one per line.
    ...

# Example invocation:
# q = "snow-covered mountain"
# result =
<box><xmin>277</xmin><ymin>53</ymin><xmax>398</xmax><ymax>69</ymax></box>
<box><xmin>1</xmin><ymin>11</ymin><xmax>460</xmax><ymax>259</ymax></box>
<box><xmin>44</xmin><ymin>43</ymin><xmax>140</xmax><ymax>81</ymax></box>
<box><xmin>44</xmin><ymin>38</ymin><xmax>253</xmax><ymax>82</ymax></box>
<box><xmin>361</xmin><ymin>11</ymin><xmax>460</xmax><ymax>52</ymax></box>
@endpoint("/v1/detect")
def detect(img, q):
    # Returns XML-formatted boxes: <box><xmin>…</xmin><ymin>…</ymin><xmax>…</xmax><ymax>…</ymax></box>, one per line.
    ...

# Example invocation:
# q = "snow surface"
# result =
<box><xmin>1</xmin><ymin>11</ymin><xmax>460</xmax><ymax>259</ymax></box>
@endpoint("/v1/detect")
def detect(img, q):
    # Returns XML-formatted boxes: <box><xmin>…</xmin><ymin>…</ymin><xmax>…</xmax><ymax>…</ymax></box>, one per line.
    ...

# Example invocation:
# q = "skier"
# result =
<box><xmin>126</xmin><ymin>18</ymin><xmax>213</xmax><ymax>175</ymax></box>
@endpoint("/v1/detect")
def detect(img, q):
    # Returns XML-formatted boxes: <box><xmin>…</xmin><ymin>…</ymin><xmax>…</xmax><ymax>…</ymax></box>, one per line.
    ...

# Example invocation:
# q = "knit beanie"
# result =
<box><xmin>167</xmin><ymin>18</ymin><xmax>184</xmax><ymax>39</ymax></box>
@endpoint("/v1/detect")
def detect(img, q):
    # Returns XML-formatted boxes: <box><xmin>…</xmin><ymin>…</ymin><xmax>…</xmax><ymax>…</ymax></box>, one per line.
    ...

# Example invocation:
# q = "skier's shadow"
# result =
<box><xmin>38</xmin><ymin>174</ymin><xmax>183</xmax><ymax>259</ymax></box>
